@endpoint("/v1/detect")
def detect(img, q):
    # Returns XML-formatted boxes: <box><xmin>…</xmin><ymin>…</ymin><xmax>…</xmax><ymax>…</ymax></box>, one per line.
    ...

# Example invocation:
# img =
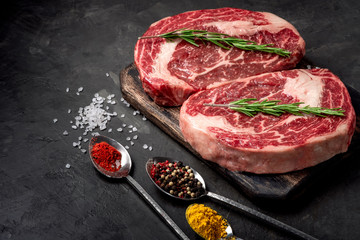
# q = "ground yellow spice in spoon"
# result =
<box><xmin>186</xmin><ymin>204</ymin><xmax>228</xmax><ymax>240</ymax></box>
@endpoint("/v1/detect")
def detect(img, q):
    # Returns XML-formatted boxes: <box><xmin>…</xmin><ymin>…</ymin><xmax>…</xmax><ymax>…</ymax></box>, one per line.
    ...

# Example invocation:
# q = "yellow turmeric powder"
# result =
<box><xmin>186</xmin><ymin>203</ymin><xmax>228</xmax><ymax>240</ymax></box>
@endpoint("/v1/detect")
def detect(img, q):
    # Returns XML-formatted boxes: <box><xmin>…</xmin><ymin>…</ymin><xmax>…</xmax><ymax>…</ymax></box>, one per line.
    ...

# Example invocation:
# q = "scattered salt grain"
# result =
<box><xmin>108</xmin><ymin>128</ymin><xmax>112</xmax><ymax>132</ymax></box>
<box><xmin>72</xmin><ymin>125</ymin><xmax>77</xmax><ymax>130</ymax></box>
<box><xmin>132</xmin><ymin>127</ymin><xmax>137</xmax><ymax>132</ymax></box>
<box><xmin>125</xmin><ymin>145</ymin><xmax>129</xmax><ymax>149</ymax></box>
<box><xmin>142</xmin><ymin>116</ymin><xmax>147</xmax><ymax>121</ymax></box>
<box><xmin>68</xmin><ymin>109</ymin><xmax>71</xmax><ymax>114</ymax></box>
<box><xmin>53</xmin><ymin>118</ymin><xmax>58</xmax><ymax>123</ymax></box>
<box><xmin>78</xmin><ymin>87</ymin><xmax>84</xmax><ymax>92</ymax></box>
<box><xmin>110</xmin><ymin>101</ymin><xmax>116</xmax><ymax>105</ymax></box>
<box><xmin>120</xmin><ymin>114</ymin><xmax>125</xmax><ymax>118</ymax></box>
<box><xmin>83</xmin><ymin>138</ymin><xmax>89</xmax><ymax>143</ymax></box>
<box><xmin>120</xmin><ymin>97</ymin><xmax>124</xmax><ymax>102</ymax></box>
<box><xmin>78</xmin><ymin>136</ymin><xmax>82</xmax><ymax>141</ymax></box>
<box><xmin>76</xmin><ymin>92</ymin><xmax>80</xmax><ymax>96</ymax></box>
<box><xmin>106</xmin><ymin>72</ymin><xmax>110</xmax><ymax>77</ymax></box>
<box><xmin>148</xmin><ymin>146</ymin><xmax>153</xmax><ymax>151</ymax></box>
<box><xmin>130</xmin><ymin>141</ymin><xmax>134</xmax><ymax>146</ymax></box>
<box><xmin>80</xmin><ymin>149</ymin><xmax>87</xmax><ymax>153</ymax></box>
<box><xmin>133</xmin><ymin>135</ymin><xmax>138</xmax><ymax>140</ymax></box>
<box><xmin>66</xmin><ymin>88</ymin><xmax>70</xmax><ymax>92</ymax></box>
<box><xmin>73</xmin><ymin>142</ymin><xmax>79</xmax><ymax>147</ymax></box>
<box><xmin>126</xmin><ymin>137</ymin><xmax>131</xmax><ymax>141</ymax></box>
<box><xmin>143</xmin><ymin>144</ymin><xmax>148</xmax><ymax>149</ymax></box>
<box><xmin>65</xmin><ymin>163</ymin><xmax>71</xmax><ymax>169</ymax></box>
<box><xmin>117</xmin><ymin>128</ymin><xmax>123</xmax><ymax>132</ymax></box>
<box><xmin>63</xmin><ymin>130</ymin><xmax>69</xmax><ymax>136</ymax></box>
<box><xmin>128</xmin><ymin>130</ymin><xmax>133</xmax><ymax>133</ymax></box>
<box><xmin>122</xmin><ymin>123</ymin><xmax>127</xmax><ymax>127</ymax></box>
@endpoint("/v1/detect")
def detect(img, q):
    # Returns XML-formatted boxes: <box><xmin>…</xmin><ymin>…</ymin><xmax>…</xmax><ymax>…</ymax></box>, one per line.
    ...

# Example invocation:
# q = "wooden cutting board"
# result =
<box><xmin>120</xmin><ymin>63</ymin><xmax>360</xmax><ymax>201</ymax></box>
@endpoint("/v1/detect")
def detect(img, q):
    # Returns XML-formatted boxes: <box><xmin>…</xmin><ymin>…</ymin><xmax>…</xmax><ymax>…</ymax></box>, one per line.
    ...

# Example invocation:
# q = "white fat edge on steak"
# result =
<box><xmin>203</xmin><ymin>12</ymin><xmax>301</xmax><ymax>38</ymax></box>
<box><xmin>182</xmin><ymin>69</ymin><xmax>351</xmax><ymax>152</ymax></box>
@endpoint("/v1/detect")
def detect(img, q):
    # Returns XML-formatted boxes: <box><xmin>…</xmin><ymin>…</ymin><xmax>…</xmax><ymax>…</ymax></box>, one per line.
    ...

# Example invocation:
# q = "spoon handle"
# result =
<box><xmin>207</xmin><ymin>191</ymin><xmax>317</xmax><ymax>240</ymax></box>
<box><xmin>126</xmin><ymin>175</ymin><xmax>190</xmax><ymax>240</ymax></box>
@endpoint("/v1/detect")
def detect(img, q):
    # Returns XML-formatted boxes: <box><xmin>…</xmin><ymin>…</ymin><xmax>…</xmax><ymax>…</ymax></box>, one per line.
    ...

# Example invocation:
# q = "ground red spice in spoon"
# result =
<box><xmin>91</xmin><ymin>141</ymin><xmax>122</xmax><ymax>172</ymax></box>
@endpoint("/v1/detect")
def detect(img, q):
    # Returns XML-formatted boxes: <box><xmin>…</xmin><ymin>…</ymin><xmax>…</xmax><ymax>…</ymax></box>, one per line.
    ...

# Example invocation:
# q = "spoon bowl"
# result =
<box><xmin>146</xmin><ymin>156</ymin><xmax>318</xmax><ymax>240</ymax></box>
<box><xmin>89</xmin><ymin>135</ymin><xmax>132</xmax><ymax>178</ymax></box>
<box><xmin>185</xmin><ymin>203</ymin><xmax>237</xmax><ymax>240</ymax></box>
<box><xmin>89</xmin><ymin>136</ymin><xmax>189</xmax><ymax>240</ymax></box>
<box><xmin>145</xmin><ymin>157</ymin><xmax>206</xmax><ymax>201</ymax></box>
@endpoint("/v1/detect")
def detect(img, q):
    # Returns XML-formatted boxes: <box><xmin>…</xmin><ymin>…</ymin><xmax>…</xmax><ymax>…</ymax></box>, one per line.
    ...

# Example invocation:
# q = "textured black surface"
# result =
<box><xmin>1</xmin><ymin>1</ymin><xmax>360</xmax><ymax>239</ymax></box>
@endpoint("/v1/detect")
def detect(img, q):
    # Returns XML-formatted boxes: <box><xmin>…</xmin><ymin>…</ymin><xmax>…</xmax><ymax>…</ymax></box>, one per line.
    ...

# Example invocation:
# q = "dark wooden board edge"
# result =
<box><xmin>120</xmin><ymin>62</ymin><xmax>360</xmax><ymax>201</ymax></box>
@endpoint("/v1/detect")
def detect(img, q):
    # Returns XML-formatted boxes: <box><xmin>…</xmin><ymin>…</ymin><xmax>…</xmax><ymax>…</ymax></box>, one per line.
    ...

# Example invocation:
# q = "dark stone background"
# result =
<box><xmin>1</xmin><ymin>0</ymin><xmax>359</xmax><ymax>239</ymax></box>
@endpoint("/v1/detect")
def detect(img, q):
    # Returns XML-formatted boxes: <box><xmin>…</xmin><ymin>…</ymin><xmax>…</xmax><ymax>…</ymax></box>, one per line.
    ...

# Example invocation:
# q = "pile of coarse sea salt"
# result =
<box><xmin>54</xmin><ymin>85</ymin><xmax>152</xmax><ymax>156</ymax></box>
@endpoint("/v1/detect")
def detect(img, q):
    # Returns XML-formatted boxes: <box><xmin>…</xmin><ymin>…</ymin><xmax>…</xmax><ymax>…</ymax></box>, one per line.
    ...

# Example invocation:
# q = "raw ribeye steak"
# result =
<box><xmin>179</xmin><ymin>69</ymin><xmax>356</xmax><ymax>174</ymax></box>
<box><xmin>135</xmin><ymin>7</ymin><xmax>305</xmax><ymax>106</ymax></box>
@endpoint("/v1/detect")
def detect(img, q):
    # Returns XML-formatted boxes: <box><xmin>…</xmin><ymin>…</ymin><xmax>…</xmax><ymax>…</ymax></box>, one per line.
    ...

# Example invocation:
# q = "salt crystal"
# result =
<box><xmin>128</xmin><ymin>125</ymin><xmax>133</xmax><ymax>128</ymax></box>
<box><xmin>65</xmin><ymin>163</ymin><xmax>71</xmax><ymax>169</ymax></box>
<box><xmin>122</xmin><ymin>123</ymin><xmax>127</xmax><ymax>127</ymax></box>
<box><xmin>72</xmin><ymin>125</ymin><xmax>77</xmax><ymax>129</ymax></box>
<box><xmin>108</xmin><ymin>128</ymin><xmax>112</xmax><ymax>132</ymax></box>
<box><xmin>130</xmin><ymin>141</ymin><xmax>134</xmax><ymax>146</ymax></box>
<box><xmin>120</xmin><ymin>97</ymin><xmax>124</xmax><ymax>102</ymax></box>
<box><xmin>126</xmin><ymin>137</ymin><xmax>131</xmax><ymax>141</ymax></box>
<box><xmin>76</xmin><ymin>92</ymin><xmax>80</xmax><ymax>96</ymax></box>
<box><xmin>107</xmin><ymin>95</ymin><xmax>112</xmax><ymax>100</ymax></box>
<box><xmin>94</xmin><ymin>93</ymin><xmax>99</xmax><ymax>98</ymax></box>
<box><xmin>106</xmin><ymin>106</ymin><xmax>109</xmax><ymax>110</ymax></box>
<box><xmin>142</xmin><ymin>116</ymin><xmax>147</xmax><ymax>121</ymax></box>
<box><xmin>111</xmin><ymin>101</ymin><xmax>116</xmax><ymax>105</ymax></box>
<box><xmin>128</xmin><ymin>130</ymin><xmax>132</xmax><ymax>133</ymax></box>
<box><xmin>143</xmin><ymin>144</ymin><xmax>148</xmax><ymax>149</ymax></box>
<box><xmin>125</xmin><ymin>145</ymin><xmax>129</xmax><ymax>149</ymax></box>
<box><xmin>106</xmin><ymin>73</ymin><xmax>110</xmax><ymax>77</ymax></box>
<box><xmin>120</xmin><ymin>114</ymin><xmax>125</xmax><ymax>118</ymax></box>
<box><xmin>73</xmin><ymin>142</ymin><xmax>78</xmax><ymax>147</ymax></box>
<box><xmin>110</xmin><ymin>94</ymin><xmax>115</xmax><ymax>98</ymax></box>
<box><xmin>117</xmin><ymin>128</ymin><xmax>123</xmax><ymax>132</ymax></box>
<box><xmin>133</xmin><ymin>135</ymin><xmax>138</xmax><ymax>140</ymax></box>
<box><xmin>78</xmin><ymin>87</ymin><xmax>84</xmax><ymax>92</ymax></box>
<box><xmin>63</xmin><ymin>130</ymin><xmax>69</xmax><ymax>136</ymax></box>
<box><xmin>83</xmin><ymin>138</ymin><xmax>89</xmax><ymax>143</ymax></box>
<box><xmin>78</xmin><ymin>136</ymin><xmax>82</xmax><ymax>141</ymax></box>
<box><xmin>80</xmin><ymin>149</ymin><xmax>87</xmax><ymax>153</ymax></box>
<box><xmin>132</xmin><ymin>127</ymin><xmax>137</xmax><ymax>132</ymax></box>
<box><xmin>53</xmin><ymin>118</ymin><xmax>58</xmax><ymax>123</ymax></box>
<box><xmin>148</xmin><ymin>146</ymin><xmax>153</xmax><ymax>151</ymax></box>
<box><xmin>68</xmin><ymin>109</ymin><xmax>71</xmax><ymax>113</ymax></box>
<box><xmin>66</xmin><ymin>88</ymin><xmax>69</xmax><ymax>92</ymax></box>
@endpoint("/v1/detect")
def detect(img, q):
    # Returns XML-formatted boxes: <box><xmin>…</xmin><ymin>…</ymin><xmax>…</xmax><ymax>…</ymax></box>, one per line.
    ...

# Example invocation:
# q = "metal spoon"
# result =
<box><xmin>89</xmin><ymin>136</ymin><xmax>190</xmax><ymax>240</ymax></box>
<box><xmin>146</xmin><ymin>157</ymin><xmax>318</xmax><ymax>240</ymax></box>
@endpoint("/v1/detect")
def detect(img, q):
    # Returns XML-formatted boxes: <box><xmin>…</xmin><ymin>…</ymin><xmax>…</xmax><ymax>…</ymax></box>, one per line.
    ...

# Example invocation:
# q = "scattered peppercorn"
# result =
<box><xmin>150</xmin><ymin>160</ymin><xmax>205</xmax><ymax>199</ymax></box>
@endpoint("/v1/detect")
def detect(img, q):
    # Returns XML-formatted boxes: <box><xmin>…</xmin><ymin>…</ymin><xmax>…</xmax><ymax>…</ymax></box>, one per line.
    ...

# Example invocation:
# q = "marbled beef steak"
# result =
<box><xmin>179</xmin><ymin>69</ymin><xmax>356</xmax><ymax>174</ymax></box>
<box><xmin>135</xmin><ymin>8</ymin><xmax>305</xmax><ymax>106</ymax></box>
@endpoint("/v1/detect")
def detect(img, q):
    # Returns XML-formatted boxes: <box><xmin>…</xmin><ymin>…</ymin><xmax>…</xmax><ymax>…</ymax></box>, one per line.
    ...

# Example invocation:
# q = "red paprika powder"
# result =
<box><xmin>91</xmin><ymin>141</ymin><xmax>122</xmax><ymax>172</ymax></box>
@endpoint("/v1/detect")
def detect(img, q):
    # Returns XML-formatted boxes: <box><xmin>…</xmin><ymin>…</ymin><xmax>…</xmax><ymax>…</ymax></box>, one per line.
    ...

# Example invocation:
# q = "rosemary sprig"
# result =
<box><xmin>204</xmin><ymin>98</ymin><xmax>345</xmax><ymax>117</ymax></box>
<box><xmin>139</xmin><ymin>28</ymin><xmax>291</xmax><ymax>57</ymax></box>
